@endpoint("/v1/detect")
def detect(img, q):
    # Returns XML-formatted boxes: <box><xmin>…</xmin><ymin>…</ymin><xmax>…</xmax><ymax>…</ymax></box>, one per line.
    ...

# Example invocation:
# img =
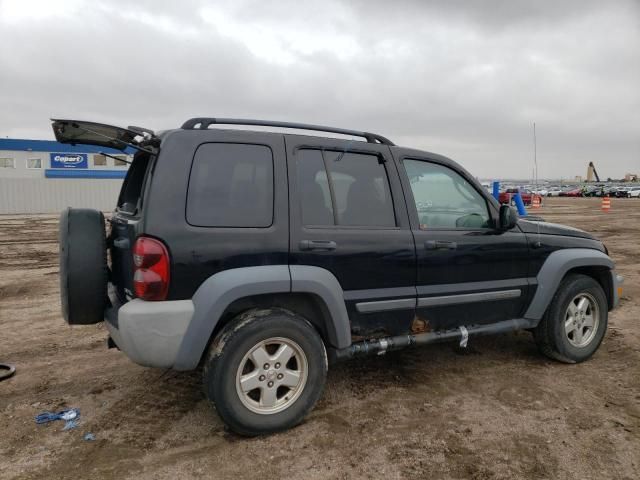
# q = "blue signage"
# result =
<box><xmin>50</xmin><ymin>153</ymin><xmax>88</xmax><ymax>169</ymax></box>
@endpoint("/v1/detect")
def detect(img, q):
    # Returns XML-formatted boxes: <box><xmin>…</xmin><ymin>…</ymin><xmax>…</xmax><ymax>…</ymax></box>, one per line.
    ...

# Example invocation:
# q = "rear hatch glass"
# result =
<box><xmin>51</xmin><ymin>119</ymin><xmax>144</xmax><ymax>151</ymax></box>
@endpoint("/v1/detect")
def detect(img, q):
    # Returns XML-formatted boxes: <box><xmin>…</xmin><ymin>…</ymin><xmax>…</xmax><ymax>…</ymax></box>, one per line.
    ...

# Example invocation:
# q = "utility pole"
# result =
<box><xmin>533</xmin><ymin>122</ymin><xmax>538</xmax><ymax>189</ymax></box>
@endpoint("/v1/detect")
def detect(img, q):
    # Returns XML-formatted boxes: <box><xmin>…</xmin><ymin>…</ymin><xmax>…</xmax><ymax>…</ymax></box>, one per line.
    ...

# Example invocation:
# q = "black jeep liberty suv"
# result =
<box><xmin>55</xmin><ymin>118</ymin><xmax>623</xmax><ymax>436</ymax></box>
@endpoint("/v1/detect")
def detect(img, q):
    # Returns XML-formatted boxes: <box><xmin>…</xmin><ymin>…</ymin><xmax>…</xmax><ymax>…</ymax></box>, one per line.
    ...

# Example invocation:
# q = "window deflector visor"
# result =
<box><xmin>51</xmin><ymin>119</ymin><xmax>153</xmax><ymax>153</ymax></box>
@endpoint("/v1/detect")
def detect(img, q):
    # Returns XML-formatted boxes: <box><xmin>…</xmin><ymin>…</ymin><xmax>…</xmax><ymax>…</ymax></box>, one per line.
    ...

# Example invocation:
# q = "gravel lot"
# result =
<box><xmin>1</xmin><ymin>197</ymin><xmax>638</xmax><ymax>480</ymax></box>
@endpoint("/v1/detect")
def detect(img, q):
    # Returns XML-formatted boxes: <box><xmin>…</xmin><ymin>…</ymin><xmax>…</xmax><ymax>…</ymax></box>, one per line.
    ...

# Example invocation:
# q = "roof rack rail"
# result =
<box><xmin>180</xmin><ymin>117</ymin><xmax>395</xmax><ymax>146</ymax></box>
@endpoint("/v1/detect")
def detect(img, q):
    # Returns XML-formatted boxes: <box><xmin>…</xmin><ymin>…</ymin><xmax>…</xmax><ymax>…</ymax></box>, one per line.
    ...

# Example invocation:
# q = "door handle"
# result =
<box><xmin>299</xmin><ymin>240</ymin><xmax>337</xmax><ymax>251</ymax></box>
<box><xmin>425</xmin><ymin>240</ymin><xmax>457</xmax><ymax>250</ymax></box>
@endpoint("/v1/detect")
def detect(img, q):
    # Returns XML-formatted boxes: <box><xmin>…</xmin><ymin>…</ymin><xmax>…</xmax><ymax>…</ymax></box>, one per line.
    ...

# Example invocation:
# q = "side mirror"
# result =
<box><xmin>499</xmin><ymin>204</ymin><xmax>518</xmax><ymax>230</ymax></box>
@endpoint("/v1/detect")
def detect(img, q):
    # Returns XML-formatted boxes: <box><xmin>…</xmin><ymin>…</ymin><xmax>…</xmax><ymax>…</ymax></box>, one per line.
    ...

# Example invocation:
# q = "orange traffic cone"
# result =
<box><xmin>532</xmin><ymin>196</ymin><xmax>541</xmax><ymax>209</ymax></box>
<box><xmin>601</xmin><ymin>196</ymin><xmax>611</xmax><ymax>212</ymax></box>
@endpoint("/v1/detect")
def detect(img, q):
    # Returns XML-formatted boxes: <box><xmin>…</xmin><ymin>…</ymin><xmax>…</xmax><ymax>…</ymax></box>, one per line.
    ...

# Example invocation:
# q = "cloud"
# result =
<box><xmin>0</xmin><ymin>0</ymin><xmax>638</xmax><ymax>179</ymax></box>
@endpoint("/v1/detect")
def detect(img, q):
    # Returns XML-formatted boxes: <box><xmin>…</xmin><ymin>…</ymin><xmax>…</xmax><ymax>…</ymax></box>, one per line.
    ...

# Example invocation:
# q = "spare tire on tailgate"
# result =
<box><xmin>59</xmin><ymin>208</ymin><xmax>108</xmax><ymax>325</ymax></box>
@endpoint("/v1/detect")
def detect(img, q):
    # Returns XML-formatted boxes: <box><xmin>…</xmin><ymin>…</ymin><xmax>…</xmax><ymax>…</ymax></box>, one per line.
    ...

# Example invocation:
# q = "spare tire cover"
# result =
<box><xmin>59</xmin><ymin>208</ymin><xmax>108</xmax><ymax>325</ymax></box>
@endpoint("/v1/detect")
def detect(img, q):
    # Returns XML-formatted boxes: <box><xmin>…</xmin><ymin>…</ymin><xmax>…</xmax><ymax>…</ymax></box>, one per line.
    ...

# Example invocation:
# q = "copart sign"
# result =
<box><xmin>50</xmin><ymin>153</ymin><xmax>88</xmax><ymax>169</ymax></box>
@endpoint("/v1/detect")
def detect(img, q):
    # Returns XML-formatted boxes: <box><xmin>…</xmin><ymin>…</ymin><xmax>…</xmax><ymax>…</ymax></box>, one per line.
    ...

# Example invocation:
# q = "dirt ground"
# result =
<box><xmin>0</xmin><ymin>197</ymin><xmax>638</xmax><ymax>480</ymax></box>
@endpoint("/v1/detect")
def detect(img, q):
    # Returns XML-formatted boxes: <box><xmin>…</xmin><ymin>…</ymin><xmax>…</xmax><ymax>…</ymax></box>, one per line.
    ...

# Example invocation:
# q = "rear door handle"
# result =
<box><xmin>299</xmin><ymin>240</ymin><xmax>337</xmax><ymax>251</ymax></box>
<box><xmin>425</xmin><ymin>240</ymin><xmax>457</xmax><ymax>250</ymax></box>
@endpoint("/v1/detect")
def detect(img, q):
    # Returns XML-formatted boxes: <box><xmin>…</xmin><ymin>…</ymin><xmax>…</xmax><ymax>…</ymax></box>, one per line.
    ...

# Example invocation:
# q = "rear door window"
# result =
<box><xmin>296</xmin><ymin>149</ymin><xmax>395</xmax><ymax>227</ymax></box>
<box><xmin>187</xmin><ymin>143</ymin><xmax>274</xmax><ymax>227</ymax></box>
<box><xmin>296</xmin><ymin>149</ymin><xmax>335</xmax><ymax>225</ymax></box>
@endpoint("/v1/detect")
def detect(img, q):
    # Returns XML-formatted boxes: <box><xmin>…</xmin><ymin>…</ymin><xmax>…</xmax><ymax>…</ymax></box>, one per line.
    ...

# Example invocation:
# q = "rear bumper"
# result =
<box><xmin>105</xmin><ymin>297</ymin><xmax>194</xmax><ymax>369</ymax></box>
<box><xmin>611</xmin><ymin>271</ymin><xmax>624</xmax><ymax>309</ymax></box>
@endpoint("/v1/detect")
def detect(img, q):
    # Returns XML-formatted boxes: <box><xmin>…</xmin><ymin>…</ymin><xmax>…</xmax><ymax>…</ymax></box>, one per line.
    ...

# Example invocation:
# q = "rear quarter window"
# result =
<box><xmin>117</xmin><ymin>152</ymin><xmax>151</xmax><ymax>214</ymax></box>
<box><xmin>186</xmin><ymin>143</ymin><xmax>274</xmax><ymax>227</ymax></box>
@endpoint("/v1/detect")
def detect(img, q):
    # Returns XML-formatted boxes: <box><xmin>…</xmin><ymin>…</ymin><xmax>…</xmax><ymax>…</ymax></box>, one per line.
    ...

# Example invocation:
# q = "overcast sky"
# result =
<box><xmin>1</xmin><ymin>0</ymin><xmax>638</xmax><ymax>179</ymax></box>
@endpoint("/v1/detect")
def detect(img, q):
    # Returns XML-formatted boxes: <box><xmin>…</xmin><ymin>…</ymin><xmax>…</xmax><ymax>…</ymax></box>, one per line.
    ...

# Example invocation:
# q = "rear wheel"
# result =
<box><xmin>534</xmin><ymin>274</ymin><xmax>608</xmax><ymax>363</ymax></box>
<box><xmin>203</xmin><ymin>308</ymin><xmax>327</xmax><ymax>436</ymax></box>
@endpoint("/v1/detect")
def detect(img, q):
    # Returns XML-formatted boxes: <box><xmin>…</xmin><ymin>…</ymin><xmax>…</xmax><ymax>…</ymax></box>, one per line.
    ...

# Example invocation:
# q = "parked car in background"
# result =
<box><xmin>625</xmin><ymin>187</ymin><xmax>640</xmax><ymax>198</ymax></box>
<box><xmin>592</xmin><ymin>186</ymin><xmax>608</xmax><ymax>197</ymax></box>
<box><xmin>561</xmin><ymin>188</ymin><xmax>582</xmax><ymax>197</ymax></box>
<box><xmin>547</xmin><ymin>187</ymin><xmax>563</xmax><ymax>197</ymax></box>
<box><xmin>601</xmin><ymin>186</ymin><xmax>619</xmax><ymax>197</ymax></box>
<box><xmin>499</xmin><ymin>188</ymin><xmax>543</xmax><ymax>206</ymax></box>
<box><xmin>615</xmin><ymin>186</ymin><xmax>631</xmax><ymax>198</ymax></box>
<box><xmin>585</xmin><ymin>186</ymin><xmax>600</xmax><ymax>197</ymax></box>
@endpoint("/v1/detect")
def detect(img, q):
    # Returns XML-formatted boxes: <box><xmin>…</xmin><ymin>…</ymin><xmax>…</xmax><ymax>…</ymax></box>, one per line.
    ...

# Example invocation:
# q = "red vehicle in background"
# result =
<box><xmin>499</xmin><ymin>188</ymin><xmax>543</xmax><ymax>206</ymax></box>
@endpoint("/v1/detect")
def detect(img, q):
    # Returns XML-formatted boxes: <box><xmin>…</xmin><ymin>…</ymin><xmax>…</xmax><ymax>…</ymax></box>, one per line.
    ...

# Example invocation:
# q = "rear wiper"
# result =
<box><xmin>127</xmin><ymin>125</ymin><xmax>155</xmax><ymax>137</ymax></box>
<box><xmin>70</xmin><ymin>122</ymin><xmax>155</xmax><ymax>154</ymax></box>
<box><xmin>99</xmin><ymin>151</ymin><xmax>132</xmax><ymax>165</ymax></box>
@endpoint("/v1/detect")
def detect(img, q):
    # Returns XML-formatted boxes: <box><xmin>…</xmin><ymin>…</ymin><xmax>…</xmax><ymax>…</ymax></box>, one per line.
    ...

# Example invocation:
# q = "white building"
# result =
<box><xmin>0</xmin><ymin>139</ymin><xmax>132</xmax><ymax>214</ymax></box>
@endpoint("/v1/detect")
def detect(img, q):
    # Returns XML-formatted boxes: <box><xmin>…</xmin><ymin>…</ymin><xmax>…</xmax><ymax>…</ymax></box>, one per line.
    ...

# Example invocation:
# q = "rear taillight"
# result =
<box><xmin>132</xmin><ymin>236</ymin><xmax>170</xmax><ymax>301</ymax></box>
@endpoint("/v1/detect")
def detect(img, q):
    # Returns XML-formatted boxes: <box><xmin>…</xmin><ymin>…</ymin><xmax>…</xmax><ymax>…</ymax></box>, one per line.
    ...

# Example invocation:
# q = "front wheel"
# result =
<box><xmin>533</xmin><ymin>274</ymin><xmax>608</xmax><ymax>363</ymax></box>
<box><xmin>203</xmin><ymin>308</ymin><xmax>327</xmax><ymax>436</ymax></box>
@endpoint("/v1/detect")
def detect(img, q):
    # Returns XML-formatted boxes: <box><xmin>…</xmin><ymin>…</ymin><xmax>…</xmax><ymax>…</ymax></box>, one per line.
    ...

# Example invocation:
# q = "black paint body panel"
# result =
<box><xmin>142</xmin><ymin>129</ymin><xmax>290</xmax><ymax>300</ymax></box>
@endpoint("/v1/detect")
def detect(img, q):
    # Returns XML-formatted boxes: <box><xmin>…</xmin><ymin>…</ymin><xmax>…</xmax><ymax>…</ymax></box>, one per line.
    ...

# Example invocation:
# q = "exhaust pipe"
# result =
<box><xmin>333</xmin><ymin>318</ymin><xmax>536</xmax><ymax>361</ymax></box>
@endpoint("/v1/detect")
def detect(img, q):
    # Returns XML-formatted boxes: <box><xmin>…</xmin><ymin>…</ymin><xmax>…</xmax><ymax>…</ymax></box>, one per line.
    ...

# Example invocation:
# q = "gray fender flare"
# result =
<box><xmin>172</xmin><ymin>265</ymin><xmax>351</xmax><ymax>371</ymax></box>
<box><xmin>524</xmin><ymin>248</ymin><xmax>614</xmax><ymax>321</ymax></box>
<box><xmin>173</xmin><ymin>266</ymin><xmax>290</xmax><ymax>370</ymax></box>
<box><xmin>290</xmin><ymin>265</ymin><xmax>351</xmax><ymax>349</ymax></box>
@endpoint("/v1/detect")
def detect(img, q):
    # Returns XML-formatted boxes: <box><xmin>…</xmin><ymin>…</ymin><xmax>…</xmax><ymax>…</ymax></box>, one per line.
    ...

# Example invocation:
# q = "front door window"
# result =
<box><xmin>403</xmin><ymin>159</ymin><xmax>491</xmax><ymax>230</ymax></box>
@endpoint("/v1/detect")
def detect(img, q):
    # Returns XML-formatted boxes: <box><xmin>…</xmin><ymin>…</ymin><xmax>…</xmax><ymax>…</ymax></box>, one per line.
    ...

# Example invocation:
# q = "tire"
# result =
<box><xmin>59</xmin><ymin>208</ymin><xmax>108</xmax><ymax>325</ymax></box>
<box><xmin>203</xmin><ymin>308</ymin><xmax>327</xmax><ymax>436</ymax></box>
<box><xmin>533</xmin><ymin>274</ymin><xmax>608</xmax><ymax>363</ymax></box>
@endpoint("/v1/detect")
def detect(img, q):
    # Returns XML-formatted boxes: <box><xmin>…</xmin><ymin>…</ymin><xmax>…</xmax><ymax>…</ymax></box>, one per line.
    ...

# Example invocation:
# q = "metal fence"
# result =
<box><xmin>0</xmin><ymin>178</ymin><xmax>122</xmax><ymax>214</ymax></box>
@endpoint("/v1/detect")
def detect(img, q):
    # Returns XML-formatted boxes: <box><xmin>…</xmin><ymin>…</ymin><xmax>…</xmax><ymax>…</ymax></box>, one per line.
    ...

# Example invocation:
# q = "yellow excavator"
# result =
<box><xmin>586</xmin><ymin>162</ymin><xmax>600</xmax><ymax>182</ymax></box>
